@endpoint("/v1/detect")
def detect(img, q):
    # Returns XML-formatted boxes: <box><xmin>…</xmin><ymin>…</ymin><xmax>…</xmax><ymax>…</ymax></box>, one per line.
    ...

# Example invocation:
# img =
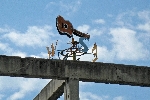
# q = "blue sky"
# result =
<box><xmin>0</xmin><ymin>0</ymin><xmax>150</xmax><ymax>100</ymax></box>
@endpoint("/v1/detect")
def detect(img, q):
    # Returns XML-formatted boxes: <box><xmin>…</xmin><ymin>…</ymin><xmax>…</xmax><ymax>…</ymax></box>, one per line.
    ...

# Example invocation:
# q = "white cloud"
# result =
<box><xmin>113</xmin><ymin>96</ymin><xmax>124</xmax><ymax>100</ymax></box>
<box><xmin>59</xmin><ymin>0</ymin><xmax>81</xmax><ymax>14</ymax></box>
<box><xmin>0</xmin><ymin>77</ymin><xmax>21</xmax><ymax>91</ymax></box>
<box><xmin>0</xmin><ymin>42</ymin><xmax>27</xmax><ymax>58</ymax></box>
<box><xmin>46</xmin><ymin>0</ymin><xmax>81</xmax><ymax>15</ymax></box>
<box><xmin>30</xmin><ymin>52</ymin><xmax>49</xmax><ymax>59</ymax></box>
<box><xmin>110</xmin><ymin>10</ymin><xmax>150</xmax><ymax>61</ymax></box>
<box><xmin>29</xmin><ymin>55</ymin><xmax>41</xmax><ymax>58</ymax></box>
<box><xmin>79</xmin><ymin>91</ymin><xmax>103</xmax><ymax>100</ymax></box>
<box><xmin>94</xmin><ymin>19</ymin><xmax>105</xmax><ymax>24</ymax></box>
<box><xmin>77</xmin><ymin>25</ymin><xmax>90</xmax><ymax>33</ymax></box>
<box><xmin>0</xmin><ymin>42</ymin><xmax>12</xmax><ymax>52</ymax></box>
<box><xmin>0</xmin><ymin>28</ymin><xmax>10</xmax><ymax>33</ymax></box>
<box><xmin>0</xmin><ymin>26</ymin><xmax>15</xmax><ymax>33</ymax></box>
<box><xmin>3</xmin><ymin>25</ymin><xmax>54</xmax><ymax>47</ymax></box>
<box><xmin>11</xmin><ymin>51</ymin><xmax>27</xmax><ymax>58</ymax></box>
<box><xmin>78</xmin><ymin>45</ymin><xmax>113</xmax><ymax>63</ymax></box>
<box><xmin>96</xmin><ymin>46</ymin><xmax>114</xmax><ymax>62</ymax></box>
<box><xmin>79</xmin><ymin>82</ymin><xmax>93</xmax><ymax>90</ymax></box>
<box><xmin>114</xmin><ymin>10</ymin><xmax>150</xmax><ymax>32</ymax></box>
<box><xmin>77</xmin><ymin>24</ymin><xmax>104</xmax><ymax>38</ymax></box>
<box><xmin>137</xmin><ymin>22</ymin><xmax>150</xmax><ymax>32</ymax></box>
<box><xmin>115</xmin><ymin>12</ymin><xmax>127</xmax><ymax>26</ymax></box>
<box><xmin>138</xmin><ymin>10</ymin><xmax>150</xmax><ymax>21</ymax></box>
<box><xmin>110</xmin><ymin>27</ymin><xmax>148</xmax><ymax>61</ymax></box>
<box><xmin>114</xmin><ymin>11</ymin><xmax>136</xmax><ymax>29</ymax></box>
<box><xmin>0</xmin><ymin>77</ymin><xmax>51</xmax><ymax>100</ymax></box>
<box><xmin>79</xmin><ymin>91</ymin><xmax>124</xmax><ymax>100</ymax></box>
<box><xmin>89</xmin><ymin>28</ymin><xmax>105</xmax><ymax>38</ymax></box>
<box><xmin>137</xmin><ymin>10</ymin><xmax>150</xmax><ymax>32</ymax></box>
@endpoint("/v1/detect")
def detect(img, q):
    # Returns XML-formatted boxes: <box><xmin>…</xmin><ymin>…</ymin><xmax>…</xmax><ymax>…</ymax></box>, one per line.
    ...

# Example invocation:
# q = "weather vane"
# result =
<box><xmin>46</xmin><ymin>15</ymin><xmax>98</xmax><ymax>62</ymax></box>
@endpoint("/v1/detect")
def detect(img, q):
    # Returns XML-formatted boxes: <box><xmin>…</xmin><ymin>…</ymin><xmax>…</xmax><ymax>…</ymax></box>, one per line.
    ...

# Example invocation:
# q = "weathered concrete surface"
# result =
<box><xmin>0</xmin><ymin>55</ymin><xmax>150</xmax><ymax>87</ymax></box>
<box><xmin>33</xmin><ymin>79</ymin><xmax>65</xmax><ymax>100</ymax></box>
<box><xmin>64</xmin><ymin>78</ymin><xmax>79</xmax><ymax>100</ymax></box>
<box><xmin>0</xmin><ymin>55</ymin><xmax>66</xmax><ymax>79</ymax></box>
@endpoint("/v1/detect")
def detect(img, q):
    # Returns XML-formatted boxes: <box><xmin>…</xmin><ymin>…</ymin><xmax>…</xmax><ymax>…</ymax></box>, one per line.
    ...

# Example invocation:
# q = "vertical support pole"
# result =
<box><xmin>64</xmin><ymin>78</ymin><xmax>79</xmax><ymax>100</ymax></box>
<box><xmin>64</xmin><ymin>38</ymin><xmax>79</xmax><ymax>100</ymax></box>
<box><xmin>73</xmin><ymin>51</ymin><xmax>76</xmax><ymax>61</ymax></box>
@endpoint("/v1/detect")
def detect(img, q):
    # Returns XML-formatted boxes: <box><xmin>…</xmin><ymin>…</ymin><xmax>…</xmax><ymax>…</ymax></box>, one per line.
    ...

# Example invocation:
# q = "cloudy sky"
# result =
<box><xmin>0</xmin><ymin>0</ymin><xmax>150</xmax><ymax>100</ymax></box>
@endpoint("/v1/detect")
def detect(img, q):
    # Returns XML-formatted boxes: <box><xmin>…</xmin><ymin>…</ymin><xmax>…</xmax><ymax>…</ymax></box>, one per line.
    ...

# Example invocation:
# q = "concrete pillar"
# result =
<box><xmin>64</xmin><ymin>78</ymin><xmax>79</xmax><ymax>100</ymax></box>
<box><xmin>33</xmin><ymin>79</ymin><xmax>65</xmax><ymax>100</ymax></box>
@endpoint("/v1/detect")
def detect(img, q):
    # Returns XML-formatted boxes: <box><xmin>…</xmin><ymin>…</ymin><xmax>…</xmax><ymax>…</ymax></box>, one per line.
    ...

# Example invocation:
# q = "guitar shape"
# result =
<box><xmin>56</xmin><ymin>15</ymin><xmax>90</xmax><ymax>39</ymax></box>
<box><xmin>56</xmin><ymin>15</ymin><xmax>73</xmax><ymax>38</ymax></box>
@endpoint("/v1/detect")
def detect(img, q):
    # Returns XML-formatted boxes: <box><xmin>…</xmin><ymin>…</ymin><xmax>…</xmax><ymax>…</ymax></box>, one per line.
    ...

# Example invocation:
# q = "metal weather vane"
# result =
<box><xmin>46</xmin><ymin>15</ymin><xmax>98</xmax><ymax>62</ymax></box>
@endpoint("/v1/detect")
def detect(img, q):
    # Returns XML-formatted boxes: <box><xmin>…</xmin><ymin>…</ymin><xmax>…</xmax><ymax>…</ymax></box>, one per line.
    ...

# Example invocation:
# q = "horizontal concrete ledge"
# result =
<box><xmin>33</xmin><ymin>79</ymin><xmax>65</xmax><ymax>100</ymax></box>
<box><xmin>0</xmin><ymin>55</ymin><xmax>150</xmax><ymax>87</ymax></box>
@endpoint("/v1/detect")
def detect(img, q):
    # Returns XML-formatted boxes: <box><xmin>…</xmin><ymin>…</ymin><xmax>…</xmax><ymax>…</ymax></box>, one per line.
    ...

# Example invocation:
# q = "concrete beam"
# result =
<box><xmin>0</xmin><ymin>55</ymin><xmax>66</xmax><ymax>79</ymax></box>
<box><xmin>33</xmin><ymin>79</ymin><xmax>65</xmax><ymax>100</ymax></box>
<box><xmin>0</xmin><ymin>55</ymin><xmax>150</xmax><ymax>87</ymax></box>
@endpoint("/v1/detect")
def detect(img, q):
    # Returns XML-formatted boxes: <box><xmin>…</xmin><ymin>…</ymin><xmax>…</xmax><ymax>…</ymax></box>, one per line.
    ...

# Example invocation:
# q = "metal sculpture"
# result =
<box><xmin>46</xmin><ymin>15</ymin><xmax>98</xmax><ymax>62</ymax></box>
<box><xmin>46</xmin><ymin>40</ymin><xmax>58</xmax><ymax>59</ymax></box>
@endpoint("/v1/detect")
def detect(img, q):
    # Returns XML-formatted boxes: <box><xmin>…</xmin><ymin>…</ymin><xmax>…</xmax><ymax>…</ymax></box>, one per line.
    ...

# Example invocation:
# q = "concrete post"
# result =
<box><xmin>64</xmin><ymin>78</ymin><xmax>79</xmax><ymax>100</ymax></box>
